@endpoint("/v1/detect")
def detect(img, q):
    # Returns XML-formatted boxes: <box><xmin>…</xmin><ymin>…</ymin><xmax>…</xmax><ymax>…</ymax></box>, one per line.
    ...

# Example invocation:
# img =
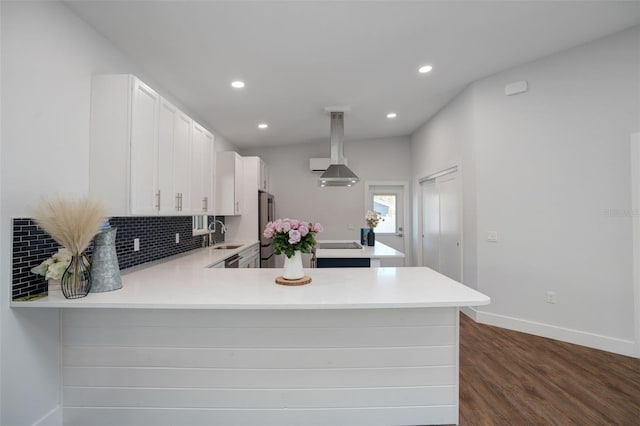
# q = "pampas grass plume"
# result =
<box><xmin>32</xmin><ymin>195</ymin><xmax>108</xmax><ymax>254</ymax></box>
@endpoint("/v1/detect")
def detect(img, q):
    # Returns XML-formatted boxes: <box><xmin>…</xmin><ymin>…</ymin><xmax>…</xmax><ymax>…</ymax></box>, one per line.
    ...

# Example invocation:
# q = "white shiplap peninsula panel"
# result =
<box><xmin>62</xmin><ymin>308</ymin><xmax>459</xmax><ymax>426</ymax></box>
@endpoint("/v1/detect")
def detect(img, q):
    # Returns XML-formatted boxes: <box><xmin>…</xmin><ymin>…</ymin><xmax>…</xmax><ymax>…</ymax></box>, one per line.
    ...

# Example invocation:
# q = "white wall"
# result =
<box><xmin>0</xmin><ymin>2</ymin><xmax>236</xmax><ymax>424</ymax></box>
<box><xmin>242</xmin><ymin>137</ymin><xmax>413</xmax><ymax>263</ymax></box>
<box><xmin>411</xmin><ymin>26</ymin><xmax>640</xmax><ymax>355</ymax></box>
<box><xmin>410</xmin><ymin>87</ymin><xmax>477</xmax><ymax>289</ymax></box>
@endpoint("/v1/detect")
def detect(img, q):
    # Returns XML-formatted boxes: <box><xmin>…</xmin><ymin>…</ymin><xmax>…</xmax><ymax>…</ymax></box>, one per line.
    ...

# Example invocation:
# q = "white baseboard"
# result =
<box><xmin>32</xmin><ymin>405</ymin><xmax>61</xmax><ymax>426</ymax></box>
<box><xmin>473</xmin><ymin>310</ymin><xmax>637</xmax><ymax>358</ymax></box>
<box><xmin>460</xmin><ymin>306</ymin><xmax>477</xmax><ymax>321</ymax></box>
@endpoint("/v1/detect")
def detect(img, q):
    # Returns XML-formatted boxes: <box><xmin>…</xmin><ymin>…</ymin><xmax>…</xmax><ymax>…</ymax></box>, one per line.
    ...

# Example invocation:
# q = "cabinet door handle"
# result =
<box><xmin>180</xmin><ymin>193</ymin><xmax>183</xmax><ymax>211</ymax></box>
<box><xmin>175</xmin><ymin>193</ymin><xmax>180</xmax><ymax>211</ymax></box>
<box><xmin>202</xmin><ymin>197</ymin><xmax>207</xmax><ymax>212</ymax></box>
<box><xmin>155</xmin><ymin>190</ymin><xmax>161</xmax><ymax>210</ymax></box>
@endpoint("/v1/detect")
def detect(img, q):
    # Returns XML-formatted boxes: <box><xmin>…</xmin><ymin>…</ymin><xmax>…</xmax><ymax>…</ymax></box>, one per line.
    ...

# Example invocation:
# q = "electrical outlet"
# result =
<box><xmin>546</xmin><ymin>291</ymin><xmax>557</xmax><ymax>304</ymax></box>
<box><xmin>175</xmin><ymin>233</ymin><xmax>180</xmax><ymax>244</ymax></box>
<box><xmin>487</xmin><ymin>231</ymin><xmax>498</xmax><ymax>242</ymax></box>
<box><xmin>133</xmin><ymin>238</ymin><xmax>140</xmax><ymax>252</ymax></box>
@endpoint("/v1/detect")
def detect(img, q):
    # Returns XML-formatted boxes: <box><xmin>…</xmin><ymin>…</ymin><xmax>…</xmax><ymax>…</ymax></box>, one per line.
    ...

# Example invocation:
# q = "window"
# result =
<box><xmin>193</xmin><ymin>215</ymin><xmax>208</xmax><ymax>236</ymax></box>
<box><xmin>372</xmin><ymin>194</ymin><xmax>397</xmax><ymax>233</ymax></box>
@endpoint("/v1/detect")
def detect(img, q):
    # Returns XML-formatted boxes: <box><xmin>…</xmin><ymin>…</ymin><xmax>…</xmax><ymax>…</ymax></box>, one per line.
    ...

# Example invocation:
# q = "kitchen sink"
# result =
<box><xmin>213</xmin><ymin>244</ymin><xmax>242</xmax><ymax>250</ymax></box>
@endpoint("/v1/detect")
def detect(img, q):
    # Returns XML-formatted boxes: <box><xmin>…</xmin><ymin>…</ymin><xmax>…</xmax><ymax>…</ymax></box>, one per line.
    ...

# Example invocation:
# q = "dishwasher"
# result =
<box><xmin>224</xmin><ymin>254</ymin><xmax>240</xmax><ymax>268</ymax></box>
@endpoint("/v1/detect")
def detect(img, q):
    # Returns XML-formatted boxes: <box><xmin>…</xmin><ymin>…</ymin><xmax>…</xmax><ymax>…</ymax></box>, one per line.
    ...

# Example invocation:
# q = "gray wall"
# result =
<box><xmin>411</xmin><ymin>26</ymin><xmax>640</xmax><ymax>355</ymax></box>
<box><xmin>0</xmin><ymin>1</ymin><xmax>236</xmax><ymax>424</ymax></box>
<box><xmin>242</xmin><ymin>136</ymin><xmax>413</xmax><ymax>262</ymax></box>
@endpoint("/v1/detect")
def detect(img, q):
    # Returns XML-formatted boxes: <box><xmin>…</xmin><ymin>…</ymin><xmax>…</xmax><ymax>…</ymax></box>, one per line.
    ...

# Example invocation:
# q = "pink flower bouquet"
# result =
<box><xmin>264</xmin><ymin>218</ymin><xmax>323</xmax><ymax>258</ymax></box>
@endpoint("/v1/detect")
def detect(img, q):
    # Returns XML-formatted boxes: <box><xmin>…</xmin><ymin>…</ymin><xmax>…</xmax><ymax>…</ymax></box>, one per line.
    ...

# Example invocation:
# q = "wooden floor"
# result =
<box><xmin>458</xmin><ymin>314</ymin><xmax>640</xmax><ymax>425</ymax></box>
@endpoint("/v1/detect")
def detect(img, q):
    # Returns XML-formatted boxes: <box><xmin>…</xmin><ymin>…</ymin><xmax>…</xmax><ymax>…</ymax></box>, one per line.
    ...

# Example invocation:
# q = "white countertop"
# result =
<box><xmin>315</xmin><ymin>240</ymin><xmax>405</xmax><ymax>259</ymax></box>
<box><xmin>12</xmin><ymin>243</ymin><xmax>489</xmax><ymax>309</ymax></box>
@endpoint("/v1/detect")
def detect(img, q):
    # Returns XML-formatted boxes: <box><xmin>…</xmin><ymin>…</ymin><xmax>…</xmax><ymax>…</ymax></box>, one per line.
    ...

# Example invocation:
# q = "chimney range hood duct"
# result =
<box><xmin>320</xmin><ymin>111</ymin><xmax>359</xmax><ymax>187</ymax></box>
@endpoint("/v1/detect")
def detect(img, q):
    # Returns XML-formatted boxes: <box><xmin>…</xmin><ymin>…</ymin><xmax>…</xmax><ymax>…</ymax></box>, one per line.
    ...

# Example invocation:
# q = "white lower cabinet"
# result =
<box><xmin>238</xmin><ymin>244</ymin><xmax>260</xmax><ymax>268</ymax></box>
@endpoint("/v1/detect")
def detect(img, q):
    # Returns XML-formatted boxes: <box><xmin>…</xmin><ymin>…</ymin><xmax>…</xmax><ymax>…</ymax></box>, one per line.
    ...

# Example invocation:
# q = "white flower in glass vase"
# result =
<box><xmin>365</xmin><ymin>210</ymin><xmax>383</xmax><ymax>230</ymax></box>
<box><xmin>30</xmin><ymin>248</ymin><xmax>73</xmax><ymax>281</ymax></box>
<box><xmin>31</xmin><ymin>195</ymin><xmax>108</xmax><ymax>298</ymax></box>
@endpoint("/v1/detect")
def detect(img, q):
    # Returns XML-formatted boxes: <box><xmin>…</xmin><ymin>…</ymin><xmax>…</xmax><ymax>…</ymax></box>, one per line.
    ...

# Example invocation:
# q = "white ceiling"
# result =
<box><xmin>65</xmin><ymin>1</ymin><xmax>640</xmax><ymax>149</ymax></box>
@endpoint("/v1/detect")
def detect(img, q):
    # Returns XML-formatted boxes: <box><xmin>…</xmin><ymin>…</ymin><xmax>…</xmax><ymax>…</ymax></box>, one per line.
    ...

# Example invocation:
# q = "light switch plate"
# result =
<box><xmin>487</xmin><ymin>231</ymin><xmax>498</xmax><ymax>242</ymax></box>
<box><xmin>175</xmin><ymin>233</ymin><xmax>180</xmax><ymax>244</ymax></box>
<box><xmin>133</xmin><ymin>238</ymin><xmax>140</xmax><ymax>252</ymax></box>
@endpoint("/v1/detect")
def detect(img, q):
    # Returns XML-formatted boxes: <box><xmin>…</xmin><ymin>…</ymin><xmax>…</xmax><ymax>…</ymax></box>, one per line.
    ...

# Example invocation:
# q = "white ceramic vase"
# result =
<box><xmin>283</xmin><ymin>251</ymin><xmax>304</xmax><ymax>280</ymax></box>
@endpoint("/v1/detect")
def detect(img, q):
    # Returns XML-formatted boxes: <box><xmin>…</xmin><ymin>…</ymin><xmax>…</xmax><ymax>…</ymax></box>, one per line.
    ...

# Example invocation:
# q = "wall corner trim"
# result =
<box><xmin>460</xmin><ymin>306</ymin><xmax>478</xmax><ymax>321</ymax></box>
<box><xmin>630</xmin><ymin>132</ymin><xmax>640</xmax><ymax>358</ymax></box>
<box><xmin>32</xmin><ymin>405</ymin><xmax>61</xmax><ymax>426</ymax></box>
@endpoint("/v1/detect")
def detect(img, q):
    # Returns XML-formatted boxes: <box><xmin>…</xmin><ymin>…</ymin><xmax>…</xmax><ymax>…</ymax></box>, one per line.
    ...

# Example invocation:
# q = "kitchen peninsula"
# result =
<box><xmin>316</xmin><ymin>240</ymin><xmax>405</xmax><ymax>267</ymax></box>
<box><xmin>13</xmin><ymin>246</ymin><xmax>489</xmax><ymax>426</ymax></box>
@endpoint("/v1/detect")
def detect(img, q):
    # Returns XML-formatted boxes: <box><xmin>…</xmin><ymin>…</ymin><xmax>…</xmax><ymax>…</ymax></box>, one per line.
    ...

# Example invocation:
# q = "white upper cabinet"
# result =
<box><xmin>90</xmin><ymin>75</ymin><xmax>158</xmax><ymax>216</ymax></box>
<box><xmin>173</xmin><ymin>113</ymin><xmax>193</xmax><ymax>212</ymax></box>
<box><xmin>215</xmin><ymin>151</ymin><xmax>243</xmax><ymax>215</ymax></box>
<box><xmin>129</xmin><ymin>79</ymin><xmax>160</xmax><ymax>215</ymax></box>
<box><xmin>158</xmin><ymin>99</ymin><xmax>193</xmax><ymax>214</ymax></box>
<box><xmin>90</xmin><ymin>74</ymin><xmax>215</xmax><ymax>216</ymax></box>
<box><xmin>259</xmin><ymin>158</ymin><xmax>269</xmax><ymax>192</ymax></box>
<box><xmin>190</xmin><ymin>122</ymin><xmax>214</xmax><ymax>214</ymax></box>
<box><xmin>244</xmin><ymin>156</ymin><xmax>269</xmax><ymax>192</ymax></box>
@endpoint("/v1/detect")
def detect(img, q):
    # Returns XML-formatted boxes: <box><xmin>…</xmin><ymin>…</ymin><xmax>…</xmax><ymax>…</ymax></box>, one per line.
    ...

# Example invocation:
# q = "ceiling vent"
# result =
<box><xmin>319</xmin><ymin>110</ymin><xmax>359</xmax><ymax>187</ymax></box>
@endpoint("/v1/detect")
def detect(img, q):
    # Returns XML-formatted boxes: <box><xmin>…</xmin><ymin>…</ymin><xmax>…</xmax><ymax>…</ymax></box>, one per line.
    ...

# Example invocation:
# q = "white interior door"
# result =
<box><xmin>367</xmin><ymin>184</ymin><xmax>406</xmax><ymax>258</ymax></box>
<box><xmin>438</xmin><ymin>174</ymin><xmax>461</xmax><ymax>281</ymax></box>
<box><xmin>422</xmin><ymin>179</ymin><xmax>439</xmax><ymax>270</ymax></box>
<box><xmin>421</xmin><ymin>171</ymin><xmax>461</xmax><ymax>281</ymax></box>
<box><xmin>367</xmin><ymin>185</ymin><xmax>404</xmax><ymax>246</ymax></box>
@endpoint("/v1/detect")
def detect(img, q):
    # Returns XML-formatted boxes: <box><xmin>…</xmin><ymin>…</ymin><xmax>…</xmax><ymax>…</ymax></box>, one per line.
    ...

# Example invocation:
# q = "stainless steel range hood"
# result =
<box><xmin>320</xmin><ymin>111</ymin><xmax>359</xmax><ymax>187</ymax></box>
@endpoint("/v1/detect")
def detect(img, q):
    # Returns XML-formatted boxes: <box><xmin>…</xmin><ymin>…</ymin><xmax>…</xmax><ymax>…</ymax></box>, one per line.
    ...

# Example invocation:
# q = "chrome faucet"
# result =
<box><xmin>208</xmin><ymin>218</ymin><xmax>227</xmax><ymax>246</ymax></box>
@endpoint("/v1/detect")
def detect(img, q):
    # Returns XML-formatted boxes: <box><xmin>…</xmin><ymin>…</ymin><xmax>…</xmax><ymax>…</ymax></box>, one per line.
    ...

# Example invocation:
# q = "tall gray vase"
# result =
<box><xmin>90</xmin><ymin>227</ymin><xmax>122</xmax><ymax>292</ymax></box>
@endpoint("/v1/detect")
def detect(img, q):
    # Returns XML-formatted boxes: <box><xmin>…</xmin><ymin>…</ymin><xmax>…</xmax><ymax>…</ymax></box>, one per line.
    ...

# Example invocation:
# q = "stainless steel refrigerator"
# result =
<box><xmin>259</xmin><ymin>191</ymin><xmax>275</xmax><ymax>268</ymax></box>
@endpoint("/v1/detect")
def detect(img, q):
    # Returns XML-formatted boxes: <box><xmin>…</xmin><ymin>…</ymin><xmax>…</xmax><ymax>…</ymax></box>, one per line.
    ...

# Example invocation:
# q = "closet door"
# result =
<box><xmin>421</xmin><ymin>170</ymin><xmax>461</xmax><ymax>281</ymax></box>
<box><xmin>437</xmin><ymin>174</ymin><xmax>461</xmax><ymax>281</ymax></box>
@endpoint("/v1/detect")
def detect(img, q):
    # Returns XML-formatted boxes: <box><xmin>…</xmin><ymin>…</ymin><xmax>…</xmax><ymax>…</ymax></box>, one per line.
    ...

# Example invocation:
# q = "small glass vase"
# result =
<box><xmin>283</xmin><ymin>251</ymin><xmax>304</xmax><ymax>280</ymax></box>
<box><xmin>61</xmin><ymin>253</ymin><xmax>92</xmax><ymax>299</ymax></box>
<box><xmin>367</xmin><ymin>229</ymin><xmax>376</xmax><ymax>246</ymax></box>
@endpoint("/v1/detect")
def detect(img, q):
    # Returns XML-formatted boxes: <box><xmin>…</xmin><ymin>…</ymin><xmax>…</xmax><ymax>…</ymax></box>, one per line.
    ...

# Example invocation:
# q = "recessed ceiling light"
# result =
<box><xmin>258</xmin><ymin>123</ymin><xmax>268</xmax><ymax>129</ymax></box>
<box><xmin>231</xmin><ymin>80</ymin><xmax>245</xmax><ymax>88</ymax></box>
<box><xmin>386</xmin><ymin>113</ymin><xmax>397</xmax><ymax>119</ymax></box>
<box><xmin>418</xmin><ymin>65</ymin><xmax>433</xmax><ymax>74</ymax></box>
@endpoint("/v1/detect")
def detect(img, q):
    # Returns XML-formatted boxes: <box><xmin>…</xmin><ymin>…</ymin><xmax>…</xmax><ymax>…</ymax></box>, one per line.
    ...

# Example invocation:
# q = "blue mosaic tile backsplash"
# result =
<box><xmin>12</xmin><ymin>216</ymin><xmax>225</xmax><ymax>300</ymax></box>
